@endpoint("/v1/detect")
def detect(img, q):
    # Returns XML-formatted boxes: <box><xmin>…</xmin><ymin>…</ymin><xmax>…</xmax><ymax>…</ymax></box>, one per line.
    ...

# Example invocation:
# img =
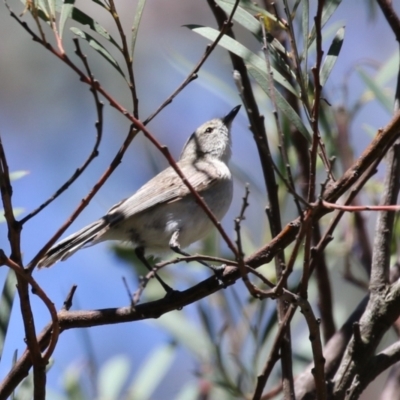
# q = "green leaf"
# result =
<box><xmin>248</xmin><ymin>65</ymin><xmax>312</xmax><ymax>142</ymax></box>
<box><xmin>59</xmin><ymin>0</ymin><xmax>75</xmax><ymax>39</ymax></box>
<box><xmin>0</xmin><ymin>270</ymin><xmax>17</xmax><ymax>360</ymax></box>
<box><xmin>131</xmin><ymin>0</ymin><xmax>147</xmax><ymax>56</ymax></box>
<box><xmin>63</xmin><ymin>364</ymin><xmax>86</xmax><ymax>400</ymax></box>
<box><xmin>91</xmin><ymin>0</ymin><xmax>108</xmax><ymax>9</ymax></box>
<box><xmin>70</xmin><ymin>27</ymin><xmax>126</xmax><ymax>78</ymax></box>
<box><xmin>187</xmin><ymin>25</ymin><xmax>298</xmax><ymax>97</ymax></box>
<box><xmin>70</xmin><ymin>7</ymin><xmax>120</xmax><ymax>49</ymax></box>
<box><xmin>215</xmin><ymin>0</ymin><xmax>291</xmax><ymax>70</ymax></box>
<box><xmin>98</xmin><ymin>355</ymin><xmax>130</xmax><ymax>399</ymax></box>
<box><xmin>153</xmin><ymin>312</ymin><xmax>213</xmax><ymax>359</ymax></box>
<box><xmin>47</xmin><ymin>0</ymin><xmax>56</xmax><ymax>18</ymax></box>
<box><xmin>9</xmin><ymin>171</ymin><xmax>29</xmax><ymax>181</ymax></box>
<box><xmin>320</xmin><ymin>26</ymin><xmax>345</xmax><ymax>87</ymax></box>
<box><xmin>127</xmin><ymin>343</ymin><xmax>176</xmax><ymax>400</ymax></box>
<box><xmin>218</xmin><ymin>0</ymin><xmax>280</xmax><ymax>26</ymax></box>
<box><xmin>376</xmin><ymin>51</ymin><xmax>399</xmax><ymax>86</ymax></box>
<box><xmin>216</xmin><ymin>0</ymin><xmax>261</xmax><ymax>39</ymax></box>
<box><xmin>357</xmin><ymin>67</ymin><xmax>393</xmax><ymax>113</ymax></box>
<box><xmin>362</xmin><ymin>123</ymin><xmax>378</xmax><ymax>138</ymax></box>
<box><xmin>304</xmin><ymin>0</ymin><xmax>343</xmax><ymax>56</ymax></box>
<box><xmin>14</xmin><ymin>372</ymin><xmax>34</xmax><ymax>400</ymax></box>
<box><xmin>301</xmin><ymin>0</ymin><xmax>309</xmax><ymax>91</ymax></box>
<box><xmin>174</xmin><ymin>382</ymin><xmax>199</xmax><ymax>400</ymax></box>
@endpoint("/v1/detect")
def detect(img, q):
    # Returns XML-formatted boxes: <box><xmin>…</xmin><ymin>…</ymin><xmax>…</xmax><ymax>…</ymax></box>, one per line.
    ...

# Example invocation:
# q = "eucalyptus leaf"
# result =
<box><xmin>127</xmin><ymin>343</ymin><xmax>176</xmax><ymax>400</ymax></box>
<box><xmin>131</xmin><ymin>0</ymin><xmax>147</xmax><ymax>56</ymax></box>
<box><xmin>70</xmin><ymin>27</ymin><xmax>126</xmax><ymax>78</ymax></box>
<box><xmin>63</xmin><ymin>364</ymin><xmax>86</xmax><ymax>400</ymax></box>
<box><xmin>98</xmin><ymin>355</ymin><xmax>130</xmax><ymax>399</ymax></box>
<box><xmin>9</xmin><ymin>171</ymin><xmax>29</xmax><ymax>181</ymax></box>
<box><xmin>174</xmin><ymin>382</ymin><xmax>199</xmax><ymax>400</ymax></box>
<box><xmin>320</xmin><ymin>26</ymin><xmax>345</xmax><ymax>87</ymax></box>
<box><xmin>0</xmin><ymin>270</ymin><xmax>17</xmax><ymax>360</ymax></box>
<box><xmin>215</xmin><ymin>1</ymin><xmax>290</xmax><ymax>62</ymax></box>
<box><xmin>187</xmin><ymin>25</ymin><xmax>298</xmax><ymax>97</ymax></box>
<box><xmin>46</xmin><ymin>0</ymin><xmax>56</xmax><ymax>18</ymax></box>
<box><xmin>304</xmin><ymin>0</ymin><xmax>343</xmax><ymax>56</ymax></box>
<box><xmin>376</xmin><ymin>51</ymin><xmax>399</xmax><ymax>86</ymax></box>
<box><xmin>218</xmin><ymin>0</ymin><xmax>280</xmax><ymax>27</ymax></box>
<box><xmin>358</xmin><ymin>67</ymin><xmax>393</xmax><ymax>113</ymax></box>
<box><xmin>248</xmin><ymin>65</ymin><xmax>312</xmax><ymax>142</ymax></box>
<box><xmin>216</xmin><ymin>0</ymin><xmax>261</xmax><ymax>39</ymax></box>
<box><xmin>153</xmin><ymin>312</ymin><xmax>213</xmax><ymax>359</ymax></box>
<box><xmin>301</xmin><ymin>0</ymin><xmax>309</xmax><ymax>91</ymax></box>
<box><xmin>91</xmin><ymin>0</ymin><xmax>108</xmax><ymax>9</ymax></box>
<box><xmin>59</xmin><ymin>0</ymin><xmax>74</xmax><ymax>39</ymax></box>
<box><xmin>70</xmin><ymin>7</ymin><xmax>120</xmax><ymax>49</ymax></box>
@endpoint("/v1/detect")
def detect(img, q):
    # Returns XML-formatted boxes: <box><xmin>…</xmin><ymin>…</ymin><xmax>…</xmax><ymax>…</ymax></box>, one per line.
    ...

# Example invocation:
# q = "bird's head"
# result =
<box><xmin>180</xmin><ymin>105</ymin><xmax>241</xmax><ymax>163</ymax></box>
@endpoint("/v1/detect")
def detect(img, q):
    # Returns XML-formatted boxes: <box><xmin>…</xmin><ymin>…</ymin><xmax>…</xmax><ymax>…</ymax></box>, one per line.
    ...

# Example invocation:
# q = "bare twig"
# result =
<box><xmin>259</xmin><ymin>16</ymin><xmax>303</xmax><ymax>217</ymax></box>
<box><xmin>107</xmin><ymin>0</ymin><xmax>139</xmax><ymax>116</ymax></box>
<box><xmin>20</xmin><ymin>40</ymin><xmax>103</xmax><ymax>225</ymax></box>
<box><xmin>143</xmin><ymin>0</ymin><xmax>241</xmax><ymax>126</ymax></box>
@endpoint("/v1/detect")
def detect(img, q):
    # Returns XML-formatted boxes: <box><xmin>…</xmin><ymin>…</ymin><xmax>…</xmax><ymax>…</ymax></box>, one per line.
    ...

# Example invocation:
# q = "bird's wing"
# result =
<box><xmin>106</xmin><ymin>161</ymin><xmax>222</xmax><ymax>224</ymax></box>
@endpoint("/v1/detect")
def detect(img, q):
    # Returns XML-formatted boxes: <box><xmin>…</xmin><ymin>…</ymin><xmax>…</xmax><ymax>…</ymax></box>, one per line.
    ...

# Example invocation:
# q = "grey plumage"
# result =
<box><xmin>38</xmin><ymin>105</ymin><xmax>241</xmax><ymax>268</ymax></box>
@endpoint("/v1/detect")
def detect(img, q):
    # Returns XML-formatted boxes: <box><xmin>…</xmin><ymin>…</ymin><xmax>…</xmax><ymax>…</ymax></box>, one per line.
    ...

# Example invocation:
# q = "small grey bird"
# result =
<box><xmin>38</xmin><ymin>105</ymin><xmax>241</xmax><ymax>286</ymax></box>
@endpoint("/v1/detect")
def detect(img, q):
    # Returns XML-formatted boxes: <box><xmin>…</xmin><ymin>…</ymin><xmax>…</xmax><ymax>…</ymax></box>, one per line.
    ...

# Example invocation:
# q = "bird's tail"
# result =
<box><xmin>38</xmin><ymin>218</ymin><xmax>108</xmax><ymax>268</ymax></box>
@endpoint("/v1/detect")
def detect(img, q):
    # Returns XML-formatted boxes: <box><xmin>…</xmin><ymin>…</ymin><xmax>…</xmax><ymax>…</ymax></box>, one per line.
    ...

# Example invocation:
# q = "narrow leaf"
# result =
<box><xmin>187</xmin><ymin>25</ymin><xmax>298</xmax><ymax>97</ymax></box>
<box><xmin>131</xmin><ymin>0</ymin><xmax>147</xmax><ymax>56</ymax></box>
<box><xmin>376</xmin><ymin>51</ymin><xmax>399</xmax><ymax>86</ymax></box>
<box><xmin>9</xmin><ymin>171</ymin><xmax>29</xmax><ymax>181</ymax></box>
<box><xmin>302</xmin><ymin>0</ymin><xmax>309</xmax><ymax>91</ymax></box>
<box><xmin>216</xmin><ymin>0</ymin><xmax>288</xmax><ymax>56</ymax></box>
<box><xmin>70</xmin><ymin>27</ymin><xmax>126</xmax><ymax>78</ymax></box>
<box><xmin>127</xmin><ymin>343</ymin><xmax>176</xmax><ymax>400</ymax></box>
<box><xmin>98</xmin><ymin>356</ymin><xmax>130</xmax><ymax>399</ymax></box>
<box><xmin>304</xmin><ymin>0</ymin><xmax>343</xmax><ymax>55</ymax></box>
<box><xmin>174</xmin><ymin>382</ymin><xmax>199</xmax><ymax>400</ymax></box>
<box><xmin>248</xmin><ymin>65</ymin><xmax>312</xmax><ymax>142</ymax></box>
<box><xmin>0</xmin><ymin>270</ymin><xmax>17</xmax><ymax>359</ymax></box>
<box><xmin>46</xmin><ymin>0</ymin><xmax>56</xmax><ymax>18</ymax></box>
<box><xmin>358</xmin><ymin>67</ymin><xmax>393</xmax><ymax>113</ymax></box>
<box><xmin>320</xmin><ymin>26</ymin><xmax>345</xmax><ymax>86</ymax></box>
<box><xmin>71</xmin><ymin>7</ymin><xmax>120</xmax><ymax>49</ymax></box>
<box><xmin>154</xmin><ymin>312</ymin><xmax>213</xmax><ymax>359</ymax></box>
<box><xmin>91</xmin><ymin>0</ymin><xmax>108</xmax><ymax>9</ymax></box>
<box><xmin>59</xmin><ymin>0</ymin><xmax>75</xmax><ymax>39</ymax></box>
<box><xmin>216</xmin><ymin>0</ymin><xmax>261</xmax><ymax>39</ymax></box>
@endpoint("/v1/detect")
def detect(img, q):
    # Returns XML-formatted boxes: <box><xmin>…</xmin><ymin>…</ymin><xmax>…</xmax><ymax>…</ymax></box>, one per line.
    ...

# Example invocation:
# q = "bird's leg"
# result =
<box><xmin>135</xmin><ymin>247</ymin><xmax>175</xmax><ymax>294</ymax></box>
<box><xmin>169</xmin><ymin>231</ymin><xmax>225</xmax><ymax>277</ymax></box>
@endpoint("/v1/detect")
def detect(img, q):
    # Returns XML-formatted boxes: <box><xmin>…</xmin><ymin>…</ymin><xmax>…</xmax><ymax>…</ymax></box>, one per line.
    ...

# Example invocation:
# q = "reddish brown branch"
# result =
<box><xmin>20</xmin><ymin>40</ymin><xmax>103</xmax><ymax>225</ymax></box>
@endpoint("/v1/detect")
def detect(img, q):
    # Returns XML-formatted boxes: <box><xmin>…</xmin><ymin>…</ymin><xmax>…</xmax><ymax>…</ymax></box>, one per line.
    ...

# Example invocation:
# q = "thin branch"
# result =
<box><xmin>259</xmin><ymin>15</ymin><xmax>303</xmax><ymax>217</ymax></box>
<box><xmin>143</xmin><ymin>0</ymin><xmax>241</xmax><ymax>126</ymax></box>
<box><xmin>322</xmin><ymin>200</ymin><xmax>400</xmax><ymax>212</ymax></box>
<box><xmin>0</xmin><ymin>251</ymin><xmax>59</xmax><ymax>364</ymax></box>
<box><xmin>20</xmin><ymin>40</ymin><xmax>103</xmax><ymax>225</ymax></box>
<box><xmin>252</xmin><ymin>305</ymin><xmax>296</xmax><ymax>400</ymax></box>
<box><xmin>107</xmin><ymin>0</ymin><xmax>139</xmax><ymax>116</ymax></box>
<box><xmin>235</xmin><ymin>186</ymin><xmax>261</xmax><ymax>297</ymax></box>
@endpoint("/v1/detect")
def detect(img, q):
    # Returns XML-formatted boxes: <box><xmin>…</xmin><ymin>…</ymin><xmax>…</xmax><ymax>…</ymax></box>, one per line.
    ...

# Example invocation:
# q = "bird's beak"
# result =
<box><xmin>223</xmin><ymin>105</ymin><xmax>241</xmax><ymax>125</ymax></box>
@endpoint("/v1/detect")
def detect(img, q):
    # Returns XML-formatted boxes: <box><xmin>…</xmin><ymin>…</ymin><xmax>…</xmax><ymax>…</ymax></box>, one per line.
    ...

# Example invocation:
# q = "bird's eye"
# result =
<box><xmin>205</xmin><ymin>127</ymin><xmax>213</xmax><ymax>133</ymax></box>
